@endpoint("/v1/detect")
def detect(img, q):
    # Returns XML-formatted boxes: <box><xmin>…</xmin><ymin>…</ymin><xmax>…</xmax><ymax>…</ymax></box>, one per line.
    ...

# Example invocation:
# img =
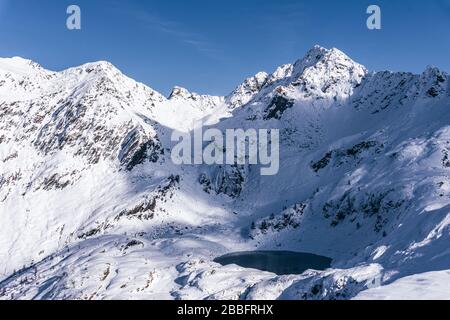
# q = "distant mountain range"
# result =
<box><xmin>1</xmin><ymin>46</ymin><xmax>449</xmax><ymax>300</ymax></box>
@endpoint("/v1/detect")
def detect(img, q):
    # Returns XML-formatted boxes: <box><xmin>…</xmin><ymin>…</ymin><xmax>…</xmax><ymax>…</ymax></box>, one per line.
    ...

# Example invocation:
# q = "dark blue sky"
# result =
<box><xmin>0</xmin><ymin>0</ymin><xmax>449</xmax><ymax>96</ymax></box>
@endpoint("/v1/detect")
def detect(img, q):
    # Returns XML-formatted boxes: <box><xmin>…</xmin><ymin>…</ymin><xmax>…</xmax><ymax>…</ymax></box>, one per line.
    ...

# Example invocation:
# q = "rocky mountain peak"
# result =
<box><xmin>168</xmin><ymin>86</ymin><xmax>224</xmax><ymax>112</ymax></box>
<box><xmin>288</xmin><ymin>45</ymin><xmax>367</xmax><ymax>100</ymax></box>
<box><xmin>419</xmin><ymin>65</ymin><xmax>448</xmax><ymax>99</ymax></box>
<box><xmin>169</xmin><ymin>86</ymin><xmax>195</xmax><ymax>100</ymax></box>
<box><xmin>225</xmin><ymin>71</ymin><xmax>270</xmax><ymax>109</ymax></box>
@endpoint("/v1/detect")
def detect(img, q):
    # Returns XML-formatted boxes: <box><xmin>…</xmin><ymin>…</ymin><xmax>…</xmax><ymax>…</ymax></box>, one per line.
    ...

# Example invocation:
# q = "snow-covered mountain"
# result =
<box><xmin>1</xmin><ymin>46</ymin><xmax>450</xmax><ymax>300</ymax></box>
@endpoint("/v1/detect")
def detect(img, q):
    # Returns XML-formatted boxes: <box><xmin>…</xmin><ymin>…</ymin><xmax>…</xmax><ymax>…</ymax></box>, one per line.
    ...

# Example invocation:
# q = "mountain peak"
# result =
<box><xmin>423</xmin><ymin>65</ymin><xmax>446</xmax><ymax>76</ymax></box>
<box><xmin>225</xmin><ymin>71</ymin><xmax>270</xmax><ymax>109</ymax></box>
<box><xmin>299</xmin><ymin>45</ymin><xmax>334</xmax><ymax>66</ymax></box>
<box><xmin>169</xmin><ymin>86</ymin><xmax>194</xmax><ymax>100</ymax></box>
<box><xmin>62</xmin><ymin>60</ymin><xmax>123</xmax><ymax>78</ymax></box>
<box><xmin>293</xmin><ymin>45</ymin><xmax>363</xmax><ymax>75</ymax></box>
<box><xmin>167</xmin><ymin>86</ymin><xmax>224</xmax><ymax>113</ymax></box>
<box><xmin>0</xmin><ymin>56</ymin><xmax>50</xmax><ymax>76</ymax></box>
<box><xmin>286</xmin><ymin>45</ymin><xmax>367</xmax><ymax>100</ymax></box>
<box><xmin>305</xmin><ymin>44</ymin><xmax>329</xmax><ymax>57</ymax></box>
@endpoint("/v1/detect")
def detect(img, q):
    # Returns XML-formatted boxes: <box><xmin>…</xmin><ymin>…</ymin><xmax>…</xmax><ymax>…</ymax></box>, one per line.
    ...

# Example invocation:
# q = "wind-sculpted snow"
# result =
<box><xmin>1</xmin><ymin>46</ymin><xmax>450</xmax><ymax>300</ymax></box>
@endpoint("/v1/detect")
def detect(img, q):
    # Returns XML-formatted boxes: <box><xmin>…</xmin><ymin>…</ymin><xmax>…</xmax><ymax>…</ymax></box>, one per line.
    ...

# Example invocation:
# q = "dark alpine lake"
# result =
<box><xmin>214</xmin><ymin>251</ymin><xmax>332</xmax><ymax>275</ymax></box>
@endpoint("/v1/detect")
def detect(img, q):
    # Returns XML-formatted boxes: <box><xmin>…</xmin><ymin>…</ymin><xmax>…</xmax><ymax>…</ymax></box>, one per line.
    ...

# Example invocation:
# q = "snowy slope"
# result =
<box><xmin>1</xmin><ymin>46</ymin><xmax>450</xmax><ymax>300</ymax></box>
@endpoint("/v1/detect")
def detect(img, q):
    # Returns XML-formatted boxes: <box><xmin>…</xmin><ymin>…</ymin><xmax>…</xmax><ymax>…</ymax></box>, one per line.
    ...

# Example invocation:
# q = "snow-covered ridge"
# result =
<box><xmin>1</xmin><ymin>46</ymin><xmax>450</xmax><ymax>300</ymax></box>
<box><xmin>0</xmin><ymin>57</ymin><xmax>52</xmax><ymax>76</ymax></box>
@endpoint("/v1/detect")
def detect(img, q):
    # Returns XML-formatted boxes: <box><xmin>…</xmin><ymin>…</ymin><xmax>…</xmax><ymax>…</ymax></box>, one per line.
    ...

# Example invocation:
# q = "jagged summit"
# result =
<box><xmin>225</xmin><ymin>71</ymin><xmax>270</xmax><ymax>109</ymax></box>
<box><xmin>166</xmin><ymin>86</ymin><xmax>225</xmax><ymax>116</ymax></box>
<box><xmin>287</xmin><ymin>45</ymin><xmax>367</xmax><ymax>100</ymax></box>
<box><xmin>296</xmin><ymin>45</ymin><xmax>347</xmax><ymax>64</ymax></box>
<box><xmin>290</xmin><ymin>45</ymin><xmax>366</xmax><ymax>77</ymax></box>
<box><xmin>168</xmin><ymin>86</ymin><xmax>197</xmax><ymax>100</ymax></box>
<box><xmin>421</xmin><ymin>65</ymin><xmax>448</xmax><ymax>79</ymax></box>
<box><xmin>60</xmin><ymin>60</ymin><xmax>145</xmax><ymax>89</ymax></box>
<box><xmin>266</xmin><ymin>64</ymin><xmax>293</xmax><ymax>85</ymax></box>
<box><xmin>223</xmin><ymin>45</ymin><xmax>368</xmax><ymax>112</ymax></box>
<box><xmin>64</xmin><ymin>60</ymin><xmax>120</xmax><ymax>74</ymax></box>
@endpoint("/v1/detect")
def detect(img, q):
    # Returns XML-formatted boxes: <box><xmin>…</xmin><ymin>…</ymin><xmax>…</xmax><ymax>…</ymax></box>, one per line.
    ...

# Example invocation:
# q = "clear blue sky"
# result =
<box><xmin>0</xmin><ymin>0</ymin><xmax>449</xmax><ymax>96</ymax></box>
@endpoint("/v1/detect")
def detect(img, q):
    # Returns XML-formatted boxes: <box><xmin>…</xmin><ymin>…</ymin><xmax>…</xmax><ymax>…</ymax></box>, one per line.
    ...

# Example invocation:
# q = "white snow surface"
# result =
<box><xmin>0</xmin><ymin>46</ymin><xmax>450</xmax><ymax>300</ymax></box>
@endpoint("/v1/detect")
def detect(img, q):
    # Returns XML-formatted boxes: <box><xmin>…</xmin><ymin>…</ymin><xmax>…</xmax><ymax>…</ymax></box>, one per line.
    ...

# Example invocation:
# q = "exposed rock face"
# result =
<box><xmin>118</xmin><ymin>127</ymin><xmax>163</xmax><ymax>171</ymax></box>
<box><xmin>263</xmin><ymin>95</ymin><xmax>295</xmax><ymax>120</ymax></box>
<box><xmin>200</xmin><ymin>165</ymin><xmax>246</xmax><ymax>198</ymax></box>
